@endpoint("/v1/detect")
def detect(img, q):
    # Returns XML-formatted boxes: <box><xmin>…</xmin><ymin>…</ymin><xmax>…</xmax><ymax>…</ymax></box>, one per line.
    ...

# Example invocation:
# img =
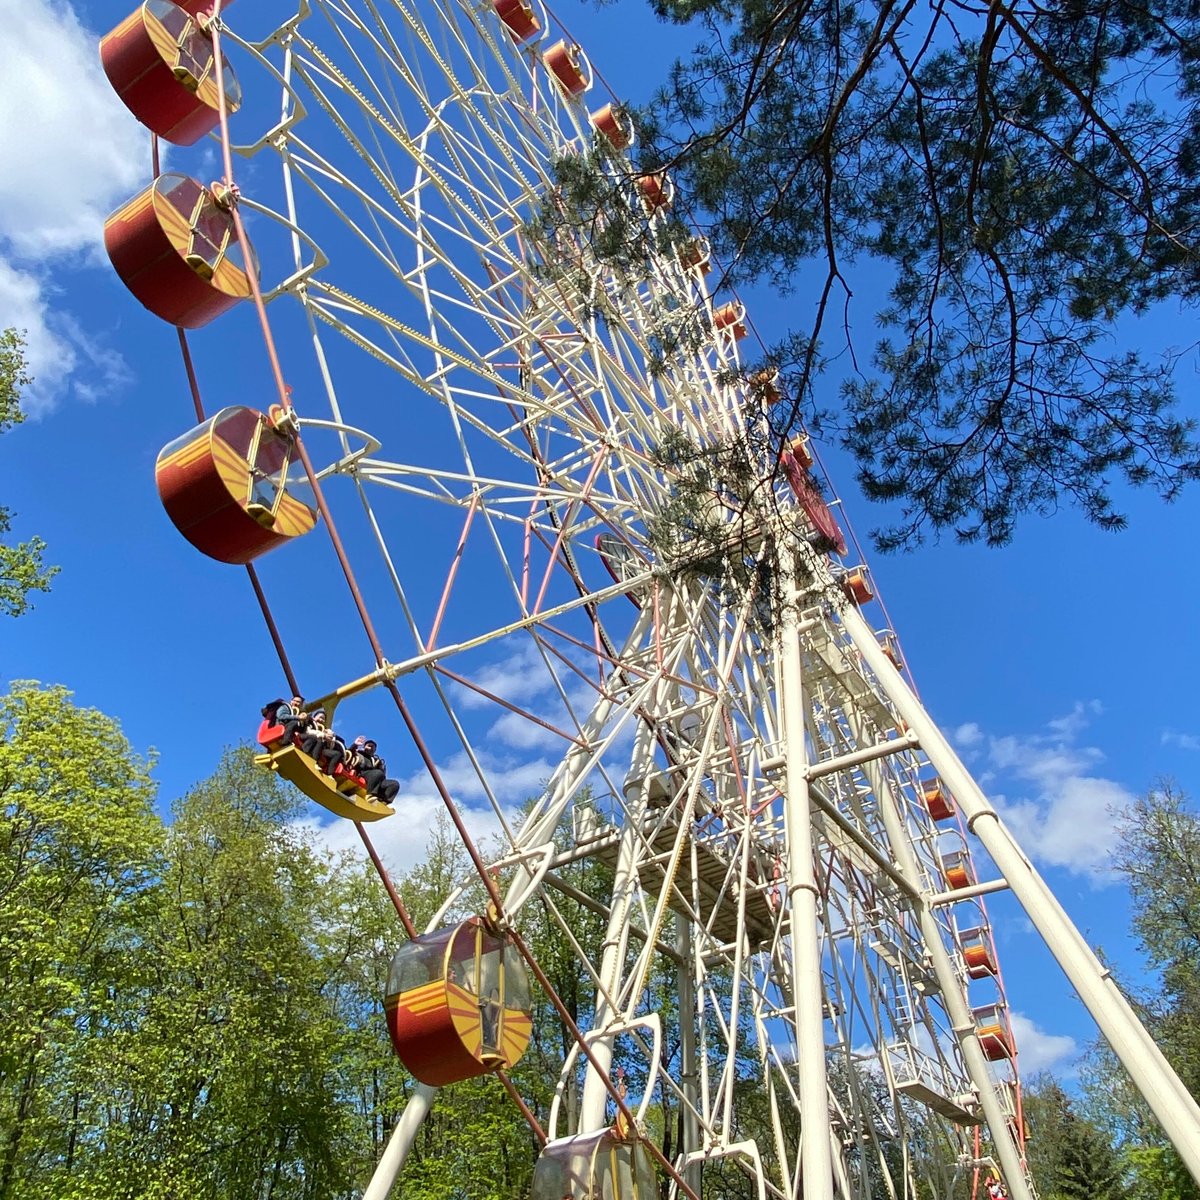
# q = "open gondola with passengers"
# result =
<box><xmin>385</xmin><ymin>917</ymin><xmax>532</xmax><ymax>1086</ymax></box>
<box><xmin>255</xmin><ymin>701</ymin><xmax>394</xmax><ymax>822</ymax></box>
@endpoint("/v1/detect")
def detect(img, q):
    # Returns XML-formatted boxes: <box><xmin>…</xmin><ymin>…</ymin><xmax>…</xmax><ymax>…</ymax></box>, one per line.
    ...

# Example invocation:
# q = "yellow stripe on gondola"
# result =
<box><xmin>404</xmin><ymin>993</ymin><xmax>451</xmax><ymax>1016</ymax></box>
<box><xmin>156</xmin><ymin>434</ymin><xmax>214</xmax><ymax>474</ymax></box>
<box><xmin>393</xmin><ymin>981</ymin><xmax>446</xmax><ymax>1015</ymax></box>
<box><xmin>210</xmin><ymin>434</ymin><xmax>252</xmax><ymax>496</ymax></box>
<box><xmin>502</xmin><ymin>1012</ymin><xmax>531</xmax><ymax>1062</ymax></box>
<box><xmin>144</xmin><ymin>11</ymin><xmax>182</xmax><ymax>67</ymax></box>
<box><xmin>155</xmin><ymin>194</ymin><xmax>195</xmax><ymax>250</ymax></box>
<box><xmin>447</xmin><ymin>991</ymin><xmax>482</xmax><ymax>1015</ymax></box>
<box><xmin>212</xmin><ymin>257</ymin><xmax>252</xmax><ymax>297</ymax></box>
<box><xmin>195</xmin><ymin>76</ymin><xmax>222</xmax><ymax>108</ymax></box>
<box><xmin>100</xmin><ymin>10</ymin><xmax>142</xmax><ymax>49</ymax></box>
<box><xmin>274</xmin><ymin>491</ymin><xmax>317</xmax><ymax>536</ymax></box>
<box><xmin>109</xmin><ymin>189</ymin><xmax>156</xmax><ymax>229</ymax></box>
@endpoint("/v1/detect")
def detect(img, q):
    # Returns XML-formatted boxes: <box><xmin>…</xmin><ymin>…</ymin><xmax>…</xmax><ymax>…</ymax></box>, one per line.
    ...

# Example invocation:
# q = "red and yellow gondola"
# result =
<box><xmin>105</xmin><ymin>174</ymin><xmax>253</xmax><ymax>328</ymax></box>
<box><xmin>254</xmin><ymin>718</ymin><xmax>394</xmax><ymax>822</ymax></box>
<box><xmin>385</xmin><ymin>918</ymin><xmax>532</xmax><ymax>1086</ymax></box>
<box><xmin>101</xmin><ymin>0</ymin><xmax>241</xmax><ymax>146</ymax></box>
<box><xmin>156</xmin><ymin>406</ymin><xmax>318</xmax><ymax>564</ymax></box>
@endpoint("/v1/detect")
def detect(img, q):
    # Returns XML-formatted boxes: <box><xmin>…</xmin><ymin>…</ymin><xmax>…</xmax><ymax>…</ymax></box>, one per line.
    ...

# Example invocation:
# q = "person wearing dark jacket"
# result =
<box><xmin>301</xmin><ymin>709</ymin><xmax>346</xmax><ymax>775</ymax></box>
<box><xmin>356</xmin><ymin>739</ymin><xmax>400</xmax><ymax>802</ymax></box>
<box><xmin>272</xmin><ymin>695</ymin><xmax>309</xmax><ymax>745</ymax></box>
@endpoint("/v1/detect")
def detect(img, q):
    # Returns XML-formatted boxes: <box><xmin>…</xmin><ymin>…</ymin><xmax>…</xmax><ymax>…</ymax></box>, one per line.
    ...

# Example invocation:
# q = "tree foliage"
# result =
<box><xmin>1081</xmin><ymin>783</ymin><xmax>1200</xmax><ymax>1200</ymax></box>
<box><xmin>1022</xmin><ymin>1076</ymin><xmax>1123</xmax><ymax>1200</ymax></box>
<box><xmin>0</xmin><ymin>707</ymin><xmax>416</xmax><ymax>1200</ymax></box>
<box><xmin>0</xmin><ymin>330</ymin><xmax>56</xmax><ymax>616</ymax></box>
<box><xmin>624</xmin><ymin>0</ymin><xmax>1200</xmax><ymax>547</ymax></box>
<box><xmin>0</xmin><ymin>682</ymin><xmax>161</xmax><ymax>1200</ymax></box>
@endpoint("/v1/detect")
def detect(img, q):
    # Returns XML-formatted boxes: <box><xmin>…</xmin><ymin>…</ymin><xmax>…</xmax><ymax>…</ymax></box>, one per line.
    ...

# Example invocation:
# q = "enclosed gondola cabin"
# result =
<box><xmin>942</xmin><ymin>850</ymin><xmax>973</xmax><ymax>891</ymax></box>
<box><xmin>544</xmin><ymin>39</ymin><xmax>590</xmax><ymax>96</ymax></box>
<box><xmin>879</xmin><ymin>631</ymin><xmax>903</xmax><ymax>670</ymax></box>
<box><xmin>105</xmin><ymin>173</ymin><xmax>253</xmax><ymax>328</ymax></box>
<box><xmin>530</xmin><ymin>1127</ymin><xmax>657</xmax><ymax>1200</ymax></box>
<box><xmin>255</xmin><ymin>717</ymin><xmax>394</xmax><ymax>822</ymax></box>
<box><xmin>590</xmin><ymin>102</ymin><xmax>633</xmax><ymax>150</ymax></box>
<box><xmin>974</xmin><ymin>1004</ymin><xmax>1015</xmax><ymax>1061</ymax></box>
<box><xmin>791</xmin><ymin>472</ymin><xmax>847</xmax><ymax>556</ymax></box>
<box><xmin>386</xmin><ymin>919</ymin><xmax>532</xmax><ymax>1086</ymax></box>
<box><xmin>712</xmin><ymin>301</ymin><xmax>748</xmax><ymax>340</ymax></box>
<box><xmin>493</xmin><ymin>0</ymin><xmax>541</xmax><ymax>41</ymax></box>
<box><xmin>101</xmin><ymin>0</ymin><xmax>241</xmax><ymax>146</ymax></box>
<box><xmin>842</xmin><ymin>568</ymin><xmax>874</xmax><ymax>606</ymax></box>
<box><xmin>922</xmin><ymin>777</ymin><xmax>955</xmax><ymax>822</ymax></box>
<box><xmin>156</xmin><ymin>406</ymin><xmax>318</xmax><ymax>563</ymax></box>
<box><xmin>636</xmin><ymin>173</ymin><xmax>672</xmax><ymax>213</ymax></box>
<box><xmin>787</xmin><ymin>431</ymin><xmax>813</xmax><ymax>469</ymax></box>
<box><xmin>959</xmin><ymin>926</ymin><xmax>998</xmax><ymax>978</ymax></box>
<box><xmin>677</xmin><ymin>237</ymin><xmax>712</xmax><ymax>274</ymax></box>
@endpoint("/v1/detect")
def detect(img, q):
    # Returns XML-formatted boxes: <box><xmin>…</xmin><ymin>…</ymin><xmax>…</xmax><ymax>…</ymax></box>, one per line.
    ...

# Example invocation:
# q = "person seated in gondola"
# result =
<box><xmin>266</xmin><ymin>695</ymin><xmax>309</xmax><ymax>745</ymax></box>
<box><xmin>356</xmin><ymin>738</ymin><xmax>401</xmax><ymax>802</ymax></box>
<box><xmin>301</xmin><ymin>708</ymin><xmax>346</xmax><ymax>775</ymax></box>
<box><xmin>480</xmin><ymin>986</ymin><xmax>502</xmax><ymax>1051</ymax></box>
<box><xmin>347</xmin><ymin>735</ymin><xmax>368</xmax><ymax>771</ymax></box>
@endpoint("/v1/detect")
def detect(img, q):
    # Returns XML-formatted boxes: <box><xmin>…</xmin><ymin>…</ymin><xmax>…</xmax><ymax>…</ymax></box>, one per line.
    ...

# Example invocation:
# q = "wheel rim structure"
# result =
<box><xmin>97</xmin><ymin>0</ymin><xmax>1200</xmax><ymax>1197</ymax></box>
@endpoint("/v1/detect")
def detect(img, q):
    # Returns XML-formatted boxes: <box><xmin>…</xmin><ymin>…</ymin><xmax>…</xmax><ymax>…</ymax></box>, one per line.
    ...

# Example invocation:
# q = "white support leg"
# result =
<box><xmin>363</xmin><ymin>1084</ymin><xmax>438</xmax><ymax>1200</ymax></box>
<box><xmin>578</xmin><ymin>720</ymin><xmax>657</xmax><ymax>1131</ymax></box>
<box><xmin>779</xmin><ymin>554</ymin><xmax>835</xmax><ymax>1200</ymax></box>
<box><xmin>841</xmin><ymin>603</ymin><xmax>1200</xmax><ymax>1185</ymax></box>
<box><xmin>861</xmin><ymin>752</ymin><xmax>1034</xmax><ymax>1200</ymax></box>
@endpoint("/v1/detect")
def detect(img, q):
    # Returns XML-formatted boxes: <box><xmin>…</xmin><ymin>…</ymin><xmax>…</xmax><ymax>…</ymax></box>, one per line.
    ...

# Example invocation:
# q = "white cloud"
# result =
<box><xmin>294</xmin><ymin>791</ymin><xmax>517</xmax><ymax>879</ymax></box>
<box><xmin>1162</xmin><ymin>729</ymin><xmax>1200</xmax><ymax>751</ymax></box>
<box><xmin>408</xmin><ymin>747</ymin><xmax>555</xmax><ymax>805</ymax></box>
<box><xmin>454</xmin><ymin>641</ymin><xmax>563</xmax><ymax>710</ymax></box>
<box><xmin>1045</xmin><ymin>700</ymin><xmax>1103</xmax><ymax>740</ymax></box>
<box><xmin>953</xmin><ymin>722</ymin><xmax>984</xmax><ymax>749</ymax></box>
<box><xmin>0</xmin><ymin>0</ymin><xmax>146</xmax><ymax>411</ymax></box>
<box><xmin>487</xmin><ymin>706</ymin><xmax>572</xmax><ymax>751</ymax></box>
<box><xmin>995</xmin><ymin>775</ymin><xmax>1128</xmax><ymax>880</ymax></box>
<box><xmin>1008</xmin><ymin>1011</ymin><xmax>1077</xmax><ymax>1074</ymax></box>
<box><xmin>0</xmin><ymin>0</ymin><xmax>148</xmax><ymax>258</ymax></box>
<box><xmin>290</xmin><ymin>739</ymin><xmax>554</xmax><ymax>880</ymax></box>
<box><xmin>965</xmin><ymin>704</ymin><xmax>1132</xmax><ymax>881</ymax></box>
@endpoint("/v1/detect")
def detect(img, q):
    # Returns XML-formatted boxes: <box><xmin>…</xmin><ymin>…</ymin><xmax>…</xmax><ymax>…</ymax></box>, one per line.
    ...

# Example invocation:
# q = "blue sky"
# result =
<box><xmin>3</xmin><ymin>0</ymin><xmax>1199</xmax><ymax>1087</ymax></box>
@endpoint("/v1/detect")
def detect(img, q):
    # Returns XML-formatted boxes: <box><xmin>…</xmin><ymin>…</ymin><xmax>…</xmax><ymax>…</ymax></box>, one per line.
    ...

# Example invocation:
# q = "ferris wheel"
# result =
<box><xmin>97</xmin><ymin>1</ymin><xmax>1200</xmax><ymax>1198</ymax></box>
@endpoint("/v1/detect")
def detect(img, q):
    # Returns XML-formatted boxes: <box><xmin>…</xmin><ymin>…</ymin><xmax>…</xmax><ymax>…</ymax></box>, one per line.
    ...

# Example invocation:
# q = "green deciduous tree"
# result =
<box><xmin>0</xmin><ymin>330</ymin><xmax>56</xmax><ymax>616</ymax></box>
<box><xmin>1081</xmin><ymin>784</ymin><xmax>1200</xmax><ymax>1200</ymax></box>
<box><xmin>611</xmin><ymin>0</ymin><xmax>1200</xmax><ymax>547</ymax></box>
<box><xmin>0</xmin><ymin>682</ymin><xmax>161</xmax><ymax>1200</ymax></box>
<box><xmin>107</xmin><ymin>747</ymin><xmax>382</xmax><ymax>1200</ymax></box>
